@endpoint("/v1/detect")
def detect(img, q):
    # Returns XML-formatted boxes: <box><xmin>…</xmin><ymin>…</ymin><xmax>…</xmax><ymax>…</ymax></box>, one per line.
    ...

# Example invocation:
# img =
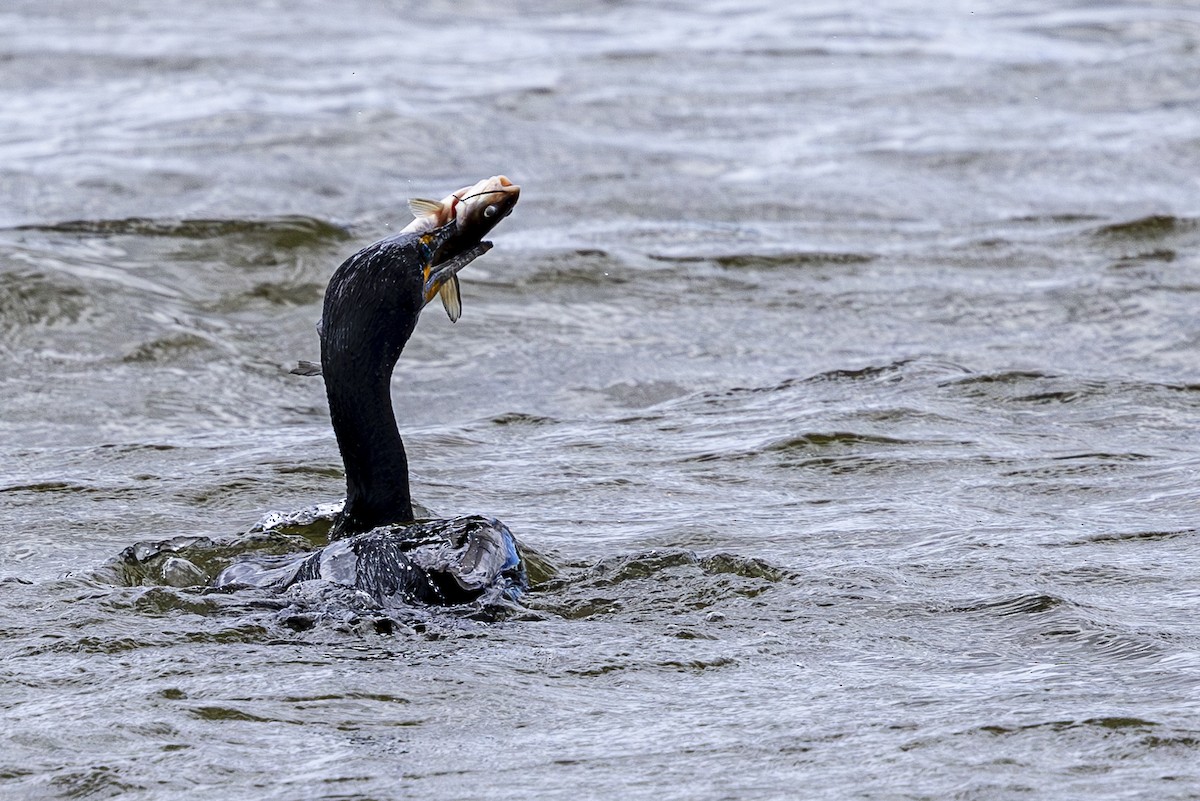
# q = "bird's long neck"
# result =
<box><xmin>317</xmin><ymin>235</ymin><xmax>437</xmax><ymax>539</ymax></box>
<box><xmin>324</xmin><ymin>353</ymin><xmax>414</xmax><ymax>537</ymax></box>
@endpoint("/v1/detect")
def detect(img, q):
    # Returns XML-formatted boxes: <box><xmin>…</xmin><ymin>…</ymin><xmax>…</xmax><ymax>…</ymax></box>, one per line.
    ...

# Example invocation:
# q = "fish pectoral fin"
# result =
<box><xmin>439</xmin><ymin>275</ymin><xmax>462</xmax><ymax>323</ymax></box>
<box><xmin>408</xmin><ymin>198</ymin><xmax>444</xmax><ymax>218</ymax></box>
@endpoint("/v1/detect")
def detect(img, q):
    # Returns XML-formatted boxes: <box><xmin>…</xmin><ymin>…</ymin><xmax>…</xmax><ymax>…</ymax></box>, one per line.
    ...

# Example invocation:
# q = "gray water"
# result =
<box><xmin>3</xmin><ymin>1</ymin><xmax>1200</xmax><ymax>798</ymax></box>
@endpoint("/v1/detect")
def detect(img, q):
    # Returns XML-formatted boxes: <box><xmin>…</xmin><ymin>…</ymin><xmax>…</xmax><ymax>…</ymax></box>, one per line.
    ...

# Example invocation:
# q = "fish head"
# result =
<box><xmin>406</xmin><ymin>175</ymin><xmax>520</xmax><ymax>322</ymax></box>
<box><xmin>405</xmin><ymin>175</ymin><xmax>520</xmax><ymax>247</ymax></box>
<box><xmin>451</xmin><ymin>175</ymin><xmax>520</xmax><ymax>240</ymax></box>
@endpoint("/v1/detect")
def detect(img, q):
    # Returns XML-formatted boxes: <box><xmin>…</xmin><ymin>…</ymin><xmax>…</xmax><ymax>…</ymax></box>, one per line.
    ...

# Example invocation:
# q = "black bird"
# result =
<box><xmin>216</xmin><ymin>177</ymin><xmax>525</xmax><ymax>607</ymax></box>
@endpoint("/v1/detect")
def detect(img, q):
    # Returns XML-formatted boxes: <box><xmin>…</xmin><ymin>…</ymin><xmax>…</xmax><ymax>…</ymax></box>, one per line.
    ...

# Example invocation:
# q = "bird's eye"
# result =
<box><xmin>483</xmin><ymin>205</ymin><xmax>498</xmax><ymax>219</ymax></box>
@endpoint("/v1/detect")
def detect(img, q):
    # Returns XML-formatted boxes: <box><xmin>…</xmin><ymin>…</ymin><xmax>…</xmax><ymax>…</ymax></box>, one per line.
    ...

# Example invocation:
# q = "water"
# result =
<box><xmin>3</xmin><ymin>1</ymin><xmax>1200</xmax><ymax>798</ymax></box>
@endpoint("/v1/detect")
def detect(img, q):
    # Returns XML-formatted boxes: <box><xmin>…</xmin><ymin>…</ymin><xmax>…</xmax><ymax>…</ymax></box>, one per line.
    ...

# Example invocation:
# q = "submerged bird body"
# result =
<box><xmin>214</xmin><ymin>515</ymin><xmax>524</xmax><ymax>608</ymax></box>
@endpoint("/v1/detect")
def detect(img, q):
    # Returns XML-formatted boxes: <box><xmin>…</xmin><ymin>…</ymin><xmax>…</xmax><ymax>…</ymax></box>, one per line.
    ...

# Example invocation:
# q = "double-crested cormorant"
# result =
<box><xmin>215</xmin><ymin>176</ymin><xmax>525</xmax><ymax>607</ymax></box>
<box><xmin>322</xmin><ymin>175</ymin><xmax>519</xmax><ymax>537</ymax></box>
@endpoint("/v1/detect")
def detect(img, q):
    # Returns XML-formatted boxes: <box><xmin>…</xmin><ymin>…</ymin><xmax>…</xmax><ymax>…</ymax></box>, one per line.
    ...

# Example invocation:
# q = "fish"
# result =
<box><xmin>403</xmin><ymin>175</ymin><xmax>520</xmax><ymax>322</ymax></box>
<box><xmin>289</xmin><ymin>176</ymin><xmax>520</xmax><ymax>377</ymax></box>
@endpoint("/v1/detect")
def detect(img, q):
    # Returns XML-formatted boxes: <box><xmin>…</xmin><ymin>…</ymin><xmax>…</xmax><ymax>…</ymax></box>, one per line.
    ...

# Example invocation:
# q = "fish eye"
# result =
<box><xmin>483</xmin><ymin>205</ymin><xmax>498</xmax><ymax>219</ymax></box>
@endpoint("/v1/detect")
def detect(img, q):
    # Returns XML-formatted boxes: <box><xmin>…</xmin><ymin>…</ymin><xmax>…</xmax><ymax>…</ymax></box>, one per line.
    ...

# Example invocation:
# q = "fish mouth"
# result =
<box><xmin>470</xmin><ymin>174</ymin><xmax>517</xmax><ymax>194</ymax></box>
<box><xmin>487</xmin><ymin>182</ymin><xmax>520</xmax><ymax>221</ymax></box>
<box><xmin>455</xmin><ymin>175</ymin><xmax>520</xmax><ymax>216</ymax></box>
<box><xmin>495</xmin><ymin>176</ymin><xmax>520</xmax><ymax>211</ymax></box>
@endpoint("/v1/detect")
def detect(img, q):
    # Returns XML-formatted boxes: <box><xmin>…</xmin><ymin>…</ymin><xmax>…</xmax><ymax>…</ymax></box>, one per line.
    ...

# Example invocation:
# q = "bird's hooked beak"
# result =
<box><xmin>422</xmin><ymin>241</ymin><xmax>493</xmax><ymax>305</ymax></box>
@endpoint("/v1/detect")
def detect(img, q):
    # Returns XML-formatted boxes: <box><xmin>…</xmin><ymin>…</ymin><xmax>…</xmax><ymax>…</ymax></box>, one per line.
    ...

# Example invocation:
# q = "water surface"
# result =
<box><xmin>2</xmin><ymin>1</ymin><xmax>1200</xmax><ymax>798</ymax></box>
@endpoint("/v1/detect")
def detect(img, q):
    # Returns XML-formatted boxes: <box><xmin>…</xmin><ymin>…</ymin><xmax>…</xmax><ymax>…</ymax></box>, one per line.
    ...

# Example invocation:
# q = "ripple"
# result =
<box><xmin>49</xmin><ymin>766</ymin><xmax>141</xmax><ymax>799</ymax></box>
<box><xmin>518</xmin><ymin>249</ymin><xmax>636</xmax><ymax>287</ymax></box>
<box><xmin>0</xmin><ymin>480</ymin><xmax>92</xmax><ymax>494</ymax></box>
<box><xmin>488</xmin><ymin>412</ymin><xmax>559</xmax><ymax>427</ymax></box>
<box><xmin>121</xmin><ymin>332</ymin><xmax>222</xmax><ymax>363</ymax></box>
<box><xmin>530</xmin><ymin>548</ymin><xmax>790</xmax><ymax>620</ymax></box>
<box><xmin>1092</xmin><ymin>214</ymin><xmax>1197</xmax><ymax>240</ymax></box>
<box><xmin>648</xmin><ymin>250</ymin><xmax>876</xmax><ymax>268</ymax></box>
<box><xmin>691</xmin><ymin>358</ymin><xmax>973</xmax><ymax>402</ymax></box>
<box><xmin>948</xmin><ymin>593</ymin><xmax>1067</xmax><ymax>616</ymax></box>
<box><xmin>0</xmin><ymin>271</ymin><xmax>93</xmax><ymax>331</ymax></box>
<box><xmin>221</xmin><ymin>280</ymin><xmax>326</xmax><ymax>308</ymax></box>
<box><xmin>10</xmin><ymin>215</ymin><xmax>350</xmax><ymax>248</ymax></box>
<box><xmin>943</xmin><ymin>590</ymin><xmax>1173</xmax><ymax>664</ymax></box>
<box><xmin>765</xmin><ymin>431</ymin><xmax>919</xmax><ymax>451</ymax></box>
<box><xmin>1073</xmin><ymin>528</ymin><xmax>1197</xmax><ymax>545</ymax></box>
<box><xmin>944</xmin><ymin>370</ymin><xmax>1055</xmax><ymax>387</ymax></box>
